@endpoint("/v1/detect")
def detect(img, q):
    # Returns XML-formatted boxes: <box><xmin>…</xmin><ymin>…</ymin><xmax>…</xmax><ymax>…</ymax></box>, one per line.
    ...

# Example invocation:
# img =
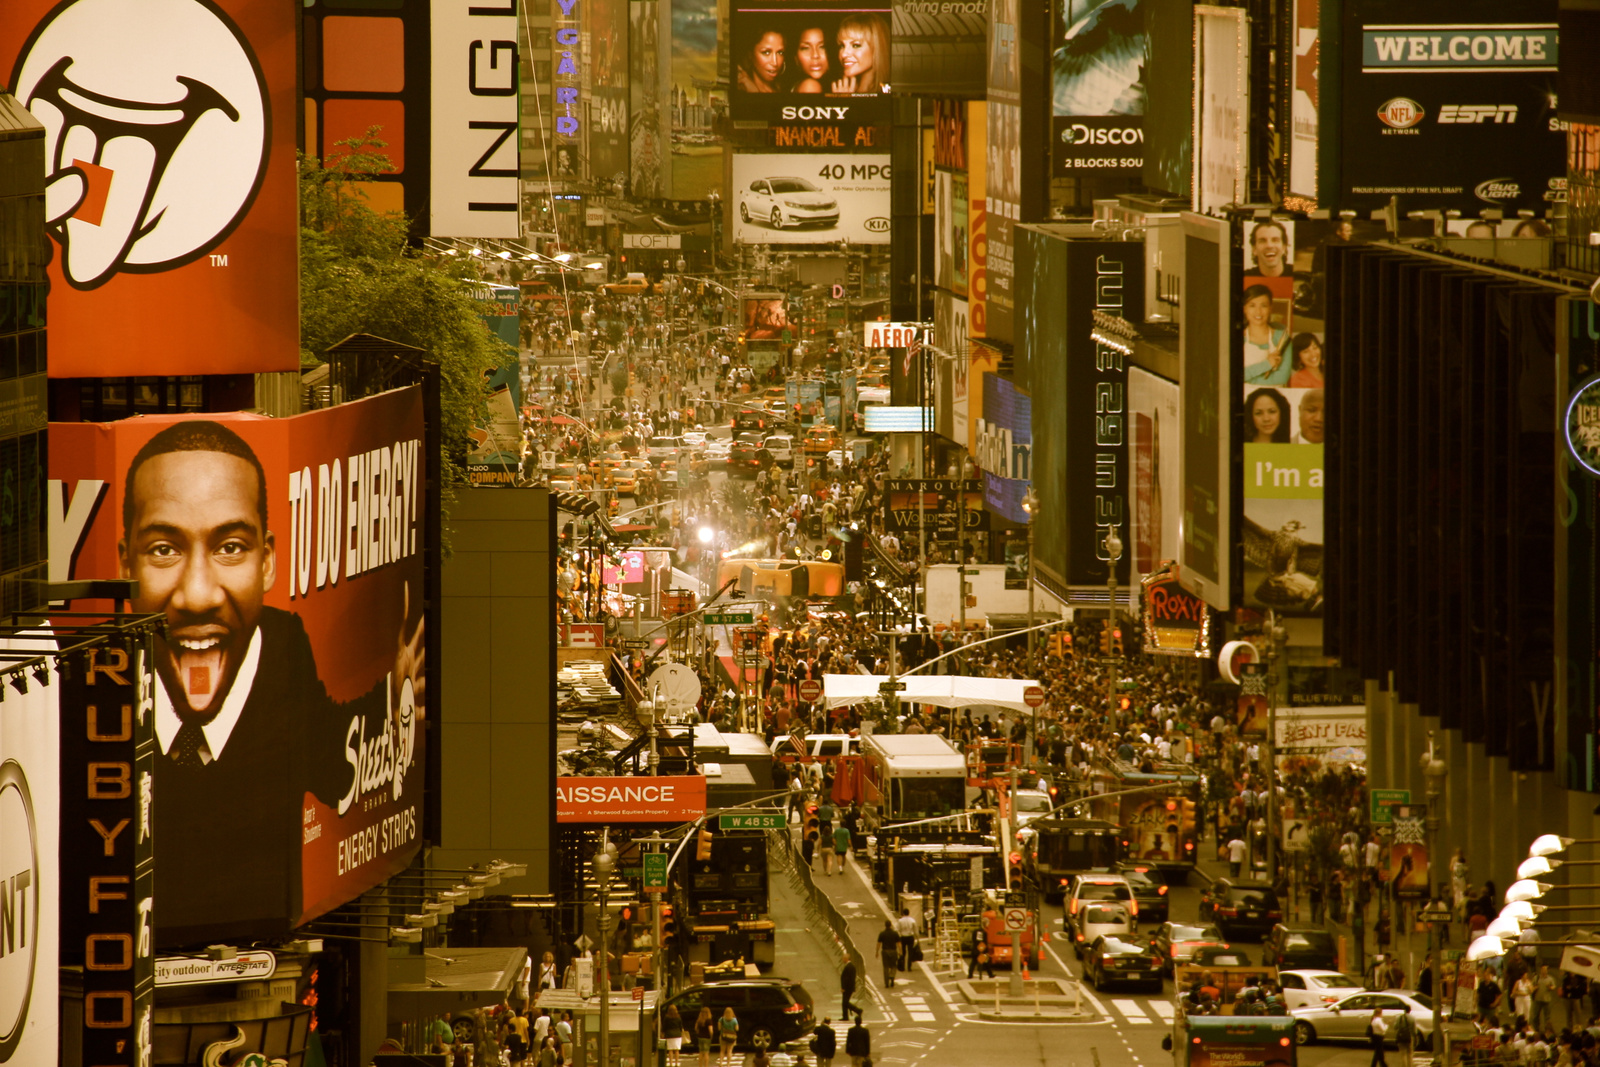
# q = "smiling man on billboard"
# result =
<box><xmin>112</xmin><ymin>418</ymin><xmax>424</xmax><ymax>945</ymax></box>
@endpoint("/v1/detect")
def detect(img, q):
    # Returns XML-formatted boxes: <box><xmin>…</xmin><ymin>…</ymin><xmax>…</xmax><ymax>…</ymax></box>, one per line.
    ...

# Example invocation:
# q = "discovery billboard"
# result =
<box><xmin>731</xmin><ymin>154</ymin><xmax>892</xmax><ymax>244</ymax></box>
<box><xmin>1051</xmin><ymin>0</ymin><xmax>1147</xmax><ymax>178</ymax></box>
<box><xmin>49</xmin><ymin>388</ymin><xmax>429</xmax><ymax>945</ymax></box>
<box><xmin>0</xmin><ymin>0</ymin><xmax>299</xmax><ymax>376</ymax></box>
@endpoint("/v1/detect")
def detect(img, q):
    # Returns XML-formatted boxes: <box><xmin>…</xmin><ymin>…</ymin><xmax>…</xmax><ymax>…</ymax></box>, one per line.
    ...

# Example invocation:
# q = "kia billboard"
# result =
<box><xmin>731</xmin><ymin>153</ymin><xmax>892</xmax><ymax>244</ymax></box>
<box><xmin>0</xmin><ymin>0</ymin><xmax>299</xmax><ymax>377</ymax></box>
<box><xmin>49</xmin><ymin>388</ymin><xmax>429</xmax><ymax>945</ymax></box>
<box><xmin>1338</xmin><ymin>0</ymin><xmax>1564</xmax><ymax>213</ymax></box>
<box><xmin>1051</xmin><ymin>0</ymin><xmax>1147</xmax><ymax>179</ymax></box>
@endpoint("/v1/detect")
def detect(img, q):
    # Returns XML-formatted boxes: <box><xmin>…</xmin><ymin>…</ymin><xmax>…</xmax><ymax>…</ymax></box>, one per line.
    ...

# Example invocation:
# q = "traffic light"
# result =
<box><xmin>1007</xmin><ymin>850</ymin><xmax>1025</xmax><ymax>888</ymax></box>
<box><xmin>661</xmin><ymin>905</ymin><xmax>677</xmax><ymax>949</ymax></box>
<box><xmin>697</xmin><ymin>825</ymin><xmax>714</xmax><ymax>862</ymax></box>
<box><xmin>1111</xmin><ymin>627</ymin><xmax>1123</xmax><ymax>656</ymax></box>
<box><xmin>1118</xmin><ymin>696</ymin><xmax>1132</xmax><ymax>712</ymax></box>
<box><xmin>1099</xmin><ymin>629</ymin><xmax>1111</xmax><ymax>655</ymax></box>
<box><xmin>1178</xmin><ymin>798</ymin><xmax>1197</xmax><ymax>855</ymax></box>
<box><xmin>804</xmin><ymin>803</ymin><xmax>820</xmax><ymax>842</ymax></box>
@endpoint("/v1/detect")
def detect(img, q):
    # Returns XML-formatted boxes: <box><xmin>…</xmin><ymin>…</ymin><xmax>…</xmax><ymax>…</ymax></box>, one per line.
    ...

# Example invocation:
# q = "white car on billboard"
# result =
<box><xmin>740</xmin><ymin>176</ymin><xmax>839</xmax><ymax>230</ymax></box>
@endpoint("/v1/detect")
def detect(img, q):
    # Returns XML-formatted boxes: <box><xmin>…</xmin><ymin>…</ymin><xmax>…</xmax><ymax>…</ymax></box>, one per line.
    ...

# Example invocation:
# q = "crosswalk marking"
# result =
<box><xmin>1111</xmin><ymin>999</ymin><xmax>1148</xmax><ymax>1023</ymax></box>
<box><xmin>898</xmin><ymin>994</ymin><xmax>936</xmax><ymax>1021</ymax></box>
<box><xmin>1150</xmin><ymin>1000</ymin><xmax>1174</xmax><ymax>1023</ymax></box>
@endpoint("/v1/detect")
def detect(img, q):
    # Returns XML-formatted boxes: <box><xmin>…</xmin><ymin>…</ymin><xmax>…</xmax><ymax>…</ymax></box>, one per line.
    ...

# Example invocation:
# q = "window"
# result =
<box><xmin>1279</xmin><ymin>974</ymin><xmax>1304</xmax><ymax>990</ymax></box>
<box><xmin>818</xmin><ymin>740</ymin><xmax>843</xmax><ymax>756</ymax></box>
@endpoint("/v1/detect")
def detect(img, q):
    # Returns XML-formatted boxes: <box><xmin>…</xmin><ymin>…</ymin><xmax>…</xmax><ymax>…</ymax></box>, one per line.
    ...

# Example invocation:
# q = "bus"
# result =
<box><xmin>1082</xmin><ymin>756</ymin><xmax>1200</xmax><ymax>877</ymax></box>
<box><xmin>1171</xmin><ymin>1014</ymin><xmax>1297</xmax><ymax>1067</ymax></box>
<box><xmin>1024</xmin><ymin>817</ymin><xmax>1122</xmax><ymax>901</ymax></box>
<box><xmin>858</xmin><ymin>734</ymin><xmax>968</xmax><ymax>825</ymax></box>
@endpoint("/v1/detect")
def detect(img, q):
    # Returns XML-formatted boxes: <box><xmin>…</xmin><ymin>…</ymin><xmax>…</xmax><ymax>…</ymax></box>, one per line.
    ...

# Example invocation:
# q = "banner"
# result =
<box><xmin>431</xmin><ymin>0</ymin><xmax>519</xmax><ymax>233</ymax></box>
<box><xmin>892</xmin><ymin>0</ymin><xmax>987</xmax><ymax>96</ymax></box>
<box><xmin>0</xmin><ymin>0</ymin><xmax>299</xmax><ymax>377</ymax></box>
<box><xmin>1287</xmin><ymin>0</ymin><xmax>1319</xmax><ymax>199</ymax></box>
<box><xmin>1275</xmin><ymin>705</ymin><xmax>1367</xmax><ymax>751</ymax></box>
<box><xmin>1193</xmin><ymin>5</ymin><xmax>1248</xmax><ymax>214</ymax></box>
<box><xmin>670</xmin><ymin>0</ymin><xmax>726</xmax><ymax>198</ymax></box>
<box><xmin>729</xmin><ymin>0</ymin><xmax>891</xmax><ymax>129</ymax></box>
<box><xmin>49</xmin><ymin>388</ymin><xmax>428</xmax><ymax>945</ymax></box>
<box><xmin>556</xmin><ymin>776</ymin><xmax>707</xmax><ymax>822</ymax></box>
<box><xmin>0</xmin><ymin>635</ymin><xmax>58</xmax><ymax>1065</ymax></box>
<box><xmin>732</xmin><ymin>154</ymin><xmax>892</xmax><ymax>244</ymax></box>
<box><xmin>1129</xmin><ymin>368</ymin><xmax>1180</xmax><ymax>585</ymax></box>
<box><xmin>1338</xmin><ymin>0</ymin><xmax>1564</xmax><ymax>212</ymax></box>
<box><xmin>882</xmin><ymin>478</ymin><xmax>987</xmax><ymax>541</ymax></box>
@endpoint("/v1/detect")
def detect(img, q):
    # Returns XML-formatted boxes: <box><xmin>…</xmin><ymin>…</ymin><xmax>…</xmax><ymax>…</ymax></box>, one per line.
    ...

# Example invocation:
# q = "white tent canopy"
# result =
<box><xmin>822</xmin><ymin>674</ymin><xmax>1041</xmax><ymax>714</ymax></box>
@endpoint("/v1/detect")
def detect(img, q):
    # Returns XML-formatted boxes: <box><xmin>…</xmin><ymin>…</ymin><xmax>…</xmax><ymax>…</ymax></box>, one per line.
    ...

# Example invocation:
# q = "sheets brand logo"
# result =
<box><xmin>1377</xmin><ymin>97</ymin><xmax>1425</xmax><ymax>132</ymax></box>
<box><xmin>0</xmin><ymin>761</ymin><xmax>40</xmax><ymax>1063</ymax></box>
<box><xmin>13</xmin><ymin>0</ymin><xmax>270</xmax><ymax>289</ymax></box>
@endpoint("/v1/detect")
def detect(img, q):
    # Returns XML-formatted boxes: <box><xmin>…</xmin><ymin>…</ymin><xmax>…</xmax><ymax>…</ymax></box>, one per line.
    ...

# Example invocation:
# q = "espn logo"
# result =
<box><xmin>1438</xmin><ymin>104</ymin><xmax>1518</xmax><ymax>124</ymax></box>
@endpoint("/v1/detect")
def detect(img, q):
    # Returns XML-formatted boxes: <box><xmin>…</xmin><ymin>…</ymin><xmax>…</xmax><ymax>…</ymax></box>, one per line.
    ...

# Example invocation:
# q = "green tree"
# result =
<box><xmin>299</xmin><ymin>129</ymin><xmax>511</xmax><ymax>503</ymax></box>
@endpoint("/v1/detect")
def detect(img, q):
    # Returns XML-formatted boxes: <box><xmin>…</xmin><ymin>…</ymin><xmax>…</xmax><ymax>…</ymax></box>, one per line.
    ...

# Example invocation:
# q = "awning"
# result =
<box><xmin>821</xmin><ymin>674</ymin><xmax>1040</xmax><ymax>713</ymax></box>
<box><xmin>387</xmin><ymin>947</ymin><xmax>526</xmax><ymax>1018</ymax></box>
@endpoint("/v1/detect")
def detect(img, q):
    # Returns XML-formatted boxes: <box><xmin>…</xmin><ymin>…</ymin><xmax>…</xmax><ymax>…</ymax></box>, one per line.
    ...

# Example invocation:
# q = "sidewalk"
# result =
<box><xmin>766</xmin><ymin>842</ymin><xmax>892</xmax><ymax>1026</ymax></box>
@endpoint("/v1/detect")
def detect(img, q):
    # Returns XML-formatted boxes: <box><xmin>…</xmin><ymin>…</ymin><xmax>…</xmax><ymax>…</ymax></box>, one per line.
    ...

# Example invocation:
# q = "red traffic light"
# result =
<box><xmin>1008</xmin><ymin>852</ymin><xmax>1022</xmax><ymax>866</ymax></box>
<box><xmin>1165</xmin><ymin>800</ymin><xmax>1178</xmax><ymax>812</ymax></box>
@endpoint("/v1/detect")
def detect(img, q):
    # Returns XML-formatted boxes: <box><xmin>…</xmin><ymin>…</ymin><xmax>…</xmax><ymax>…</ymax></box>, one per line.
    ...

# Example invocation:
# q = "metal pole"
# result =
<box><xmin>1264</xmin><ymin>616</ymin><xmax>1284</xmax><ymax>885</ymax></box>
<box><xmin>1422</xmin><ymin>735</ymin><xmax>1447</xmax><ymax>1061</ymax></box>
<box><xmin>595</xmin><ymin>835</ymin><xmax>617</xmax><ymax>1067</ymax></box>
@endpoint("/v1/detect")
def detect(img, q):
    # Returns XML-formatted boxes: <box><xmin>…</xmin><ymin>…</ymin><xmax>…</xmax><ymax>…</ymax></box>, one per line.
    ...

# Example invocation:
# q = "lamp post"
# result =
<box><xmin>1421</xmin><ymin>734</ymin><xmax>1449</xmax><ymax>1060</ymax></box>
<box><xmin>1022</xmin><ymin>487</ymin><xmax>1039</xmax><ymax>681</ymax></box>
<box><xmin>1262</xmin><ymin>613</ymin><xmax>1286</xmax><ymax>885</ymax></box>
<box><xmin>594</xmin><ymin>836</ymin><xmax>619</xmax><ymax>1066</ymax></box>
<box><xmin>1104</xmin><ymin>525</ymin><xmax>1123</xmax><ymax>718</ymax></box>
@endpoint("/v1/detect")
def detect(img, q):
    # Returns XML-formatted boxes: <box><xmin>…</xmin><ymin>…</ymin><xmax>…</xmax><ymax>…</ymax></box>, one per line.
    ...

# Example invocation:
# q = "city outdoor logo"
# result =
<box><xmin>1564</xmin><ymin>374</ymin><xmax>1600</xmax><ymax>479</ymax></box>
<box><xmin>1474</xmin><ymin>177</ymin><xmax>1522</xmax><ymax>204</ymax></box>
<box><xmin>0</xmin><ymin>761</ymin><xmax>40</xmax><ymax>1063</ymax></box>
<box><xmin>1438</xmin><ymin>104</ymin><xmax>1518</xmax><ymax>124</ymax></box>
<box><xmin>1377</xmin><ymin>98</ymin><xmax>1425</xmax><ymax>131</ymax></box>
<box><xmin>11</xmin><ymin>0</ymin><xmax>270</xmax><ymax>290</ymax></box>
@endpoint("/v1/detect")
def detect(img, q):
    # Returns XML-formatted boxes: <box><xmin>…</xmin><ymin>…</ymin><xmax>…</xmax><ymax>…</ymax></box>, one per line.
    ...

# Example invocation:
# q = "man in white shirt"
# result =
<box><xmin>1227</xmin><ymin>836</ymin><xmax>1248</xmax><ymax>878</ymax></box>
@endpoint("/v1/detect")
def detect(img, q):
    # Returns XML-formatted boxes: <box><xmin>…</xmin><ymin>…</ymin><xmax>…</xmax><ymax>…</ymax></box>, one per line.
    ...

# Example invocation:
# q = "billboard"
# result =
<box><xmin>1193</xmin><ymin>5</ymin><xmax>1248</xmax><ymax>214</ymax></box>
<box><xmin>1141</xmin><ymin>0</ymin><xmax>1193</xmax><ymax>197</ymax></box>
<box><xmin>730</xmin><ymin>1</ymin><xmax>890</xmax><ymax>122</ymax></box>
<box><xmin>883</xmin><ymin>478</ymin><xmax>986</xmax><ymax>541</ymax></box>
<box><xmin>1129</xmin><ymin>366</ymin><xmax>1180</xmax><ymax>584</ymax></box>
<box><xmin>731</xmin><ymin>153</ymin><xmax>892</xmax><ymax>244</ymax></box>
<box><xmin>0</xmin><ymin>636</ymin><xmax>57</xmax><ymax>1066</ymax></box>
<box><xmin>1051</xmin><ymin>0</ymin><xmax>1147</xmax><ymax>178</ymax></box>
<box><xmin>743</xmin><ymin>296</ymin><xmax>792</xmax><ymax>339</ymax></box>
<box><xmin>671</xmin><ymin>0</ymin><xmax>726</xmax><ymax>199</ymax></box>
<box><xmin>556</xmin><ymin>776</ymin><xmax>707</xmax><ymax>822</ymax></box>
<box><xmin>967</xmin><ymin>102</ymin><xmax>988</xmax><ymax>336</ymax></box>
<box><xmin>892</xmin><ymin>0</ymin><xmax>987</xmax><ymax>97</ymax></box>
<box><xmin>985</xmin><ymin>0</ymin><xmax>1020</xmax><ymax>342</ymax></box>
<box><xmin>0</xmin><ymin>0</ymin><xmax>299</xmax><ymax>377</ymax></box>
<box><xmin>1338</xmin><ymin>0</ymin><xmax>1564</xmax><ymax>213</ymax></box>
<box><xmin>975</xmin><ymin>373</ymin><xmax>1031</xmax><ymax>523</ymax></box>
<box><xmin>630</xmin><ymin>0</ymin><xmax>667</xmax><ymax>199</ymax></box>
<box><xmin>431</xmin><ymin>0</ymin><xmax>519</xmax><ymax>234</ymax></box>
<box><xmin>589</xmin><ymin>0</ymin><xmax>631</xmax><ymax>187</ymax></box>
<box><xmin>49</xmin><ymin>388</ymin><xmax>429</xmax><ymax>945</ymax></box>
<box><xmin>1287</xmin><ymin>0</ymin><xmax>1319</xmax><ymax>199</ymax></box>
<box><xmin>1178</xmin><ymin>212</ymin><xmax>1229</xmax><ymax>609</ymax></box>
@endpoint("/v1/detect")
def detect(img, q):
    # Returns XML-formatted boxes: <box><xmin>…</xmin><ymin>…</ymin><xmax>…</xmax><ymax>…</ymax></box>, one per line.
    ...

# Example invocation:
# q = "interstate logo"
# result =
<box><xmin>1362</xmin><ymin>25</ymin><xmax>1557</xmax><ymax>71</ymax></box>
<box><xmin>1377</xmin><ymin>98</ymin><xmax>1425</xmax><ymax>131</ymax></box>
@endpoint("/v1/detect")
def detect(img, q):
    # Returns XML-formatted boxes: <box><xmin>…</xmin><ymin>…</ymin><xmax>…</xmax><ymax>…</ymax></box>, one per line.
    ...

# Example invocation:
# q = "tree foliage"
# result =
<box><xmin>299</xmin><ymin>129</ymin><xmax>510</xmax><ymax>498</ymax></box>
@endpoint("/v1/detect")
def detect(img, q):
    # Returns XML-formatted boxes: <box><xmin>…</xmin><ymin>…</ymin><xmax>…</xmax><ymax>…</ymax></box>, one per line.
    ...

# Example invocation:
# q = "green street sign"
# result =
<box><xmin>643</xmin><ymin>852</ymin><xmax>668</xmax><ymax>893</ymax></box>
<box><xmin>719</xmin><ymin>812</ymin><xmax>786</xmax><ymax>831</ymax></box>
<box><xmin>705</xmin><ymin>612</ymin><xmax>755</xmax><ymax>625</ymax></box>
<box><xmin>1370</xmin><ymin>788</ymin><xmax>1411</xmax><ymax>825</ymax></box>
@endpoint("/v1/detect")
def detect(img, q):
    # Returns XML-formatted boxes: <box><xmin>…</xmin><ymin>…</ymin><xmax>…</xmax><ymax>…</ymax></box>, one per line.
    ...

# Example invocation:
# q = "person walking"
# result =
<box><xmin>877</xmin><ymin>919</ymin><xmax>900</xmax><ymax>988</ymax></box>
<box><xmin>896</xmin><ymin>908</ymin><xmax>919</xmax><ymax>970</ymax></box>
<box><xmin>1514</xmin><ymin>971</ymin><xmax>1535</xmax><ymax>1024</ymax></box>
<box><xmin>1535</xmin><ymin>964</ymin><xmax>1558</xmax><ymax>1032</ymax></box>
<box><xmin>1389</xmin><ymin>1007</ymin><xmax>1416</xmax><ymax>1067</ymax></box>
<box><xmin>1366</xmin><ymin>1007</ymin><xmax>1389</xmax><ymax>1067</ymax></box>
<box><xmin>832</xmin><ymin>821</ymin><xmax>852</xmax><ymax>876</ymax></box>
<box><xmin>845</xmin><ymin>1014</ymin><xmax>870</xmax><ymax>1067</ymax></box>
<box><xmin>811</xmin><ymin>1018</ymin><xmax>837</xmax><ymax>1067</ymax></box>
<box><xmin>840</xmin><ymin>960</ymin><xmax>857</xmax><ymax>1017</ymax></box>
<box><xmin>717</xmin><ymin>1006</ymin><xmax>740</xmax><ymax>1067</ymax></box>
<box><xmin>1227</xmin><ymin>835</ymin><xmax>1247</xmax><ymax>878</ymax></box>
<box><xmin>694</xmin><ymin>1007</ymin><xmax>716</xmax><ymax>1067</ymax></box>
<box><xmin>663</xmin><ymin>1004</ymin><xmax>685</xmax><ymax>1067</ymax></box>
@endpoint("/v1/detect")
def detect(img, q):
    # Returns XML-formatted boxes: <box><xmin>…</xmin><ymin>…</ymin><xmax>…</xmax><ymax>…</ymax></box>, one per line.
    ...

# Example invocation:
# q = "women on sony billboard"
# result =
<box><xmin>731</xmin><ymin>6</ymin><xmax>890</xmax><ymax>109</ymax></box>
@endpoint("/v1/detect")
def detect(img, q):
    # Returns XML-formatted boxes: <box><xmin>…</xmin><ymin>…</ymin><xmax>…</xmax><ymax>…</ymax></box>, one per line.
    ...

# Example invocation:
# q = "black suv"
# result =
<box><xmin>1115</xmin><ymin>862</ymin><xmax>1170</xmax><ymax>923</ymax></box>
<box><xmin>1198</xmin><ymin>879</ymin><xmax>1283</xmax><ymax>940</ymax></box>
<box><xmin>1261</xmin><ymin>923</ymin><xmax>1338</xmax><ymax>970</ymax></box>
<box><xmin>663</xmin><ymin>977</ymin><xmax>815</xmax><ymax>1052</ymax></box>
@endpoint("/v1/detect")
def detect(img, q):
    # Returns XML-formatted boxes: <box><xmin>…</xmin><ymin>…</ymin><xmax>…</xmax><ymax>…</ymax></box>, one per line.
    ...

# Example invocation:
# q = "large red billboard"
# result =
<box><xmin>0</xmin><ymin>0</ymin><xmax>299</xmax><ymax>377</ymax></box>
<box><xmin>556</xmin><ymin>776</ymin><xmax>707</xmax><ymax>823</ymax></box>
<box><xmin>48</xmin><ymin>388</ymin><xmax>426</xmax><ymax>946</ymax></box>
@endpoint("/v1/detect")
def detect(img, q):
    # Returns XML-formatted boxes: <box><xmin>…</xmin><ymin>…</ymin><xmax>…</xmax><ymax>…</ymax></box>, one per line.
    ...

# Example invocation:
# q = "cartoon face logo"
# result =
<box><xmin>12</xmin><ymin>0</ymin><xmax>269</xmax><ymax>289</ymax></box>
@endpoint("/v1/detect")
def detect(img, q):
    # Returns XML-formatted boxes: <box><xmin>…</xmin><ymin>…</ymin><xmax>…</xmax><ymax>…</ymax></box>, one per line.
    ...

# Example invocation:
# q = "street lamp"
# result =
<box><xmin>1420</xmin><ymin>734</ymin><xmax>1449</xmax><ymax>1060</ymax></box>
<box><xmin>594</xmin><ymin>836</ymin><xmax>619</xmax><ymax>1064</ymax></box>
<box><xmin>1021</xmin><ymin>487</ymin><xmax>1039</xmax><ymax>680</ymax></box>
<box><xmin>1104</xmin><ymin>525</ymin><xmax>1123</xmax><ymax>718</ymax></box>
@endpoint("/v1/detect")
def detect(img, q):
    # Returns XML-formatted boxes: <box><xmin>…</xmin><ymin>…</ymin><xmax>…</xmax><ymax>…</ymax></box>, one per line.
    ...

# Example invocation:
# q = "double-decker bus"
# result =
<box><xmin>1083</xmin><ymin>757</ymin><xmax>1199</xmax><ymax>878</ymax></box>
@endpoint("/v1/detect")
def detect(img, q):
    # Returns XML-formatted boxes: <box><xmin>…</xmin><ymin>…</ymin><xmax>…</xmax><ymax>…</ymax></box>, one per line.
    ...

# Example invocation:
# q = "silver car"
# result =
<box><xmin>739</xmin><ymin>177</ymin><xmax>839</xmax><ymax>230</ymax></box>
<box><xmin>1277</xmin><ymin>969</ymin><xmax>1366</xmax><ymax>1012</ymax></box>
<box><xmin>1290</xmin><ymin>989</ymin><xmax>1434</xmax><ymax>1048</ymax></box>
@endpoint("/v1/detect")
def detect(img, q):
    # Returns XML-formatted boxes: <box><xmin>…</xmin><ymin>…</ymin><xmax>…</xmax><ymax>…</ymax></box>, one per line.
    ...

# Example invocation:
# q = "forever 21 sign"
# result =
<box><xmin>60</xmin><ymin>639</ymin><xmax>155</xmax><ymax>1067</ymax></box>
<box><xmin>431</xmin><ymin>0</ymin><xmax>521</xmax><ymax>238</ymax></box>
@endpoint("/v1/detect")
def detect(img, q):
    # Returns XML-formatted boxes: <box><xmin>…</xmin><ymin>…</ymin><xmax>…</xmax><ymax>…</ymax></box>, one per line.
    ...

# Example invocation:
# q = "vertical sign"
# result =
<box><xmin>1287</xmin><ymin>0</ymin><xmax>1319</xmax><ymax>199</ymax></box>
<box><xmin>431</xmin><ymin>0</ymin><xmax>521</xmax><ymax>236</ymax></box>
<box><xmin>1193</xmin><ymin>5</ymin><xmax>1248</xmax><ymax>215</ymax></box>
<box><xmin>0</xmin><ymin>636</ymin><xmax>58</xmax><ymax>1065</ymax></box>
<box><xmin>60</xmin><ymin>637</ymin><xmax>155</xmax><ymax>1067</ymax></box>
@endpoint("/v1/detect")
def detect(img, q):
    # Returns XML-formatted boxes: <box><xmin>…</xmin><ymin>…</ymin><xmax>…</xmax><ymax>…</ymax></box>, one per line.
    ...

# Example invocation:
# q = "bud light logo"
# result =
<box><xmin>1474</xmin><ymin>177</ymin><xmax>1521</xmax><ymax>203</ymax></box>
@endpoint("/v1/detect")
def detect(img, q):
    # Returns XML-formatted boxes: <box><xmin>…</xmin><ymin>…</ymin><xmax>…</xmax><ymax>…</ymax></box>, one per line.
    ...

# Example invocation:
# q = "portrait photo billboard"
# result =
<box><xmin>731</xmin><ymin>153</ymin><xmax>892</xmax><ymax>244</ymax></box>
<box><xmin>49</xmin><ymin>388</ymin><xmax>429</xmax><ymax>945</ymax></box>
<box><xmin>0</xmin><ymin>0</ymin><xmax>299</xmax><ymax>377</ymax></box>
<box><xmin>730</xmin><ymin>1</ymin><xmax>892</xmax><ymax>124</ymax></box>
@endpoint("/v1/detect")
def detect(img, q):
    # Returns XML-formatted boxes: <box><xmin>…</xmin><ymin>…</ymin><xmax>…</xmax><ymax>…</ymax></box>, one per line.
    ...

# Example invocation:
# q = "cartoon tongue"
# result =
<box><xmin>176</xmin><ymin>645</ymin><xmax>224</xmax><ymax>713</ymax></box>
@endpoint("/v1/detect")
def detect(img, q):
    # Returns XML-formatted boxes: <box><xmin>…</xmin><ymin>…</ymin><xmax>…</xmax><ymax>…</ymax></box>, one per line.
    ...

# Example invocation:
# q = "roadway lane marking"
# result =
<box><xmin>916</xmin><ymin>961</ymin><xmax>956</xmax><ymax>1004</ymax></box>
<box><xmin>1112</xmin><ymin>999</ymin><xmax>1149</xmax><ymax>1023</ymax></box>
<box><xmin>1044</xmin><ymin>938</ymin><xmax>1109</xmax><ymax>1019</ymax></box>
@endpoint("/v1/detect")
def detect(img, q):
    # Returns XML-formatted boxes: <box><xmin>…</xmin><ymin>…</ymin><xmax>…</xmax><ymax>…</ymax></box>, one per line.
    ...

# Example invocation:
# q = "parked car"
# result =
<box><xmin>1114</xmin><ymin>862</ymin><xmax>1170</xmax><ymax>923</ymax></box>
<box><xmin>1198</xmin><ymin>879</ymin><xmax>1283</xmax><ymax>940</ymax></box>
<box><xmin>1084</xmin><ymin>933</ymin><xmax>1162</xmax><ymax>992</ymax></box>
<box><xmin>1150</xmin><ymin>921</ymin><xmax>1227</xmax><ymax>976</ymax></box>
<box><xmin>663</xmin><ymin>977</ymin><xmax>815</xmax><ymax>1052</ymax></box>
<box><xmin>1277</xmin><ymin>970</ymin><xmax>1366</xmax><ymax>1012</ymax></box>
<box><xmin>1290</xmin><ymin>989</ymin><xmax>1435</xmax><ymax>1049</ymax></box>
<box><xmin>1067</xmin><ymin>903</ymin><xmax>1135</xmax><ymax>958</ymax></box>
<box><xmin>739</xmin><ymin>177</ymin><xmax>839</xmax><ymax>230</ymax></box>
<box><xmin>1262</xmin><ymin>924</ymin><xmax>1339</xmax><ymax>971</ymax></box>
